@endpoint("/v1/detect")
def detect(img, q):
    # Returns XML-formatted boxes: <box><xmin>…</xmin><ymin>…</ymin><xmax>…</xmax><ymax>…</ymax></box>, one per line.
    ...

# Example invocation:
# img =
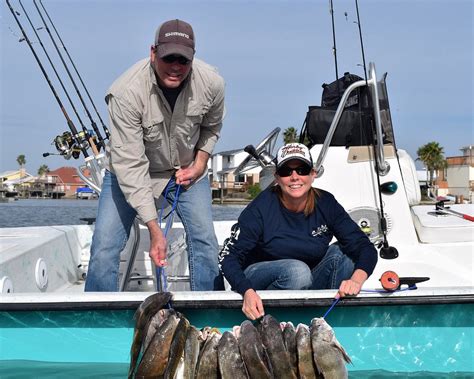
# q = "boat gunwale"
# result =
<box><xmin>1</xmin><ymin>287</ymin><xmax>473</xmax><ymax>311</ymax></box>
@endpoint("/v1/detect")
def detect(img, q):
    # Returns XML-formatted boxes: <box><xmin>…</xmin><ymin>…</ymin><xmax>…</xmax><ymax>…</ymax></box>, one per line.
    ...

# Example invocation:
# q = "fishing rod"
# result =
<box><xmin>34</xmin><ymin>0</ymin><xmax>109</xmax><ymax>146</ymax></box>
<box><xmin>354</xmin><ymin>0</ymin><xmax>368</xmax><ymax>82</ymax></box>
<box><xmin>16</xmin><ymin>0</ymin><xmax>100</xmax><ymax>158</ymax></box>
<box><xmin>6</xmin><ymin>0</ymin><xmax>102</xmax><ymax>186</ymax></box>
<box><xmin>354</xmin><ymin>0</ymin><xmax>397</xmax><ymax>259</ymax></box>
<box><xmin>329</xmin><ymin>0</ymin><xmax>340</xmax><ymax>86</ymax></box>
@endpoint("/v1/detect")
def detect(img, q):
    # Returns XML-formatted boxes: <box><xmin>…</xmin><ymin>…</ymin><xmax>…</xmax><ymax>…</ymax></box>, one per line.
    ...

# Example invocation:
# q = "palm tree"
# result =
<box><xmin>417</xmin><ymin>142</ymin><xmax>446</xmax><ymax>187</ymax></box>
<box><xmin>37</xmin><ymin>164</ymin><xmax>50</xmax><ymax>177</ymax></box>
<box><xmin>283</xmin><ymin>127</ymin><xmax>298</xmax><ymax>144</ymax></box>
<box><xmin>16</xmin><ymin>154</ymin><xmax>26</xmax><ymax>169</ymax></box>
<box><xmin>16</xmin><ymin>154</ymin><xmax>26</xmax><ymax>178</ymax></box>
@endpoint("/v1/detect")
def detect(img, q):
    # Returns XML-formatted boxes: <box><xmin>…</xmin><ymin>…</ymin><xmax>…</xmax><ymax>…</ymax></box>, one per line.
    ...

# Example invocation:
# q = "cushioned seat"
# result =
<box><xmin>411</xmin><ymin>204</ymin><xmax>474</xmax><ymax>243</ymax></box>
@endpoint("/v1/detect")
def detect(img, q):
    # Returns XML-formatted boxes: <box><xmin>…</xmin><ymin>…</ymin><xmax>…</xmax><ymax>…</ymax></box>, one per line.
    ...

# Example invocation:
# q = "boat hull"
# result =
<box><xmin>1</xmin><ymin>290</ymin><xmax>473</xmax><ymax>375</ymax></box>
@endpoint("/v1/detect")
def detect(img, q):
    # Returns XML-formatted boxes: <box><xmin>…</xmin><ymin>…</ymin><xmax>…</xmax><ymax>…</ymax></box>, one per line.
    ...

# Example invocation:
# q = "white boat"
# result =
<box><xmin>1</xmin><ymin>0</ymin><xmax>473</xmax><ymax>374</ymax></box>
<box><xmin>1</xmin><ymin>62</ymin><xmax>473</xmax><ymax>376</ymax></box>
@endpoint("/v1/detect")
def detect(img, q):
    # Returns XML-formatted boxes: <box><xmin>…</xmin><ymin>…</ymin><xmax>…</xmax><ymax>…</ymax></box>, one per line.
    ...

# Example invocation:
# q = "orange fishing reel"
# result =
<box><xmin>379</xmin><ymin>271</ymin><xmax>430</xmax><ymax>291</ymax></box>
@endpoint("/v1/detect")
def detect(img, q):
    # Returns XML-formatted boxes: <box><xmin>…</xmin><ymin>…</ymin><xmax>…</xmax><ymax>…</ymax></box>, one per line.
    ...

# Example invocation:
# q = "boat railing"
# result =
<box><xmin>314</xmin><ymin>62</ymin><xmax>389</xmax><ymax>178</ymax></box>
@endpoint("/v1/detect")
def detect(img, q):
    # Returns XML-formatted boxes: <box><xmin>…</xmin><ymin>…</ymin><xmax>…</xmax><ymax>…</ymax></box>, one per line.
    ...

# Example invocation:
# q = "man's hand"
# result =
<box><xmin>175</xmin><ymin>165</ymin><xmax>203</xmax><ymax>187</ymax></box>
<box><xmin>242</xmin><ymin>289</ymin><xmax>265</xmax><ymax>320</ymax></box>
<box><xmin>146</xmin><ymin>220</ymin><xmax>167</xmax><ymax>267</ymax></box>
<box><xmin>338</xmin><ymin>269</ymin><xmax>367</xmax><ymax>297</ymax></box>
<box><xmin>175</xmin><ymin>150</ymin><xmax>209</xmax><ymax>186</ymax></box>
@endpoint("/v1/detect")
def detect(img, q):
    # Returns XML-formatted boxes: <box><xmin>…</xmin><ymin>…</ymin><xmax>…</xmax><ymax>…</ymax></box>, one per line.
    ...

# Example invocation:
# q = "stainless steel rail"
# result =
<box><xmin>314</xmin><ymin>62</ymin><xmax>389</xmax><ymax>177</ymax></box>
<box><xmin>368</xmin><ymin>63</ymin><xmax>390</xmax><ymax>175</ymax></box>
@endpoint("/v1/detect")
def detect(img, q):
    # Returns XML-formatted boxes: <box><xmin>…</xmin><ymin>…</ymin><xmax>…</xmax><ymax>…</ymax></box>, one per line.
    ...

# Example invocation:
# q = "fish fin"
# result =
<box><xmin>312</xmin><ymin>356</ymin><xmax>324</xmax><ymax>377</ymax></box>
<box><xmin>331</xmin><ymin>341</ymin><xmax>352</xmax><ymax>364</ymax></box>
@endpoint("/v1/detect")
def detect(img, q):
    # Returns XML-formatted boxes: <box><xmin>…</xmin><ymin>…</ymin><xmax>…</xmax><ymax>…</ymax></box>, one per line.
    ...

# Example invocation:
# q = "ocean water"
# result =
<box><xmin>0</xmin><ymin>362</ymin><xmax>472</xmax><ymax>379</ymax></box>
<box><xmin>0</xmin><ymin>199</ymin><xmax>245</xmax><ymax>228</ymax></box>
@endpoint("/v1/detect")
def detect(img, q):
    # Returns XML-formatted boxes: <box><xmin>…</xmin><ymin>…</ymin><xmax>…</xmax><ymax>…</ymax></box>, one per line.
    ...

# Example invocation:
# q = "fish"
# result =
<box><xmin>164</xmin><ymin>314</ymin><xmax>190</xmax><ymax>379</ymax></box>
<box><xmin>182</xmin><ymin>325</ymin><xmax>200</xmax><ymax>379</ymax></box>
<box><xmin>282</xmin><ymin>321</ymin><xmax>298</xmax><ymax>375</ymax></box>
<box><xmin>195</xmin><ymin>331</ymin><xmax>221</xmax><ymax>379</ymax></box>
<box><xmin>257</xmin><ymin>315</ymin><xmax>297</xmax><ymax>379</ymax></box>
<box><xmin>310</xmin><ymin>317</ymin><xmax>352</xmax><ymax>379</ymax></box>
<box><xmin>135</xmin><ymin>310</ymin><xmax>180</xmax><ymax>377</ymax></box>
<box><xmin>142</xmin><ymin>308</ymin><xmax>175</xmax><ymax>354</ymax></box>
<box><xmin>238</xmin><ymin>320</ymin><xmax>273</xmax><ymax>379</ymax></box>
<box><xmin>128</xmin><ymin>292</ymin><xmax>172</xmax><ymax>378</ymax></box>
<box><xmin>296</xmin><ymin>323</ymin><xmax>320</xmax><ymax>379</ymax></box>
<box><xmin>218</xmin><ymin>331</ymin><xmax>249</xmax><ymax>379</ymax></box>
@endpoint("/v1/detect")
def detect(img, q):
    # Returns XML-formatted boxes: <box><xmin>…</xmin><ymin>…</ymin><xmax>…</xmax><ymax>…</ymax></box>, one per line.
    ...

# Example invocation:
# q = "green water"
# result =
<box><xmin>0</xmin><ymin>361</ymin><xmax>472</xmax><ymax>378</ymax></box>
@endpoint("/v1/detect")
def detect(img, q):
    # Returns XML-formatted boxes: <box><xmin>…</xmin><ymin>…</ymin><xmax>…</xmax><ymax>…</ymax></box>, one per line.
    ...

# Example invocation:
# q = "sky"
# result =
<box><xmin>0</xmin><ymin>0</ymin><xmax>472</xmax><ymax>175</ymax></box>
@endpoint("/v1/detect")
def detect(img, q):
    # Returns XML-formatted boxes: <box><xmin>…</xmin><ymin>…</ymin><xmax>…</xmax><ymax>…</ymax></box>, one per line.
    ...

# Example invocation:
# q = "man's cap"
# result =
<box><xmin>154</xmin><ymin>19</ymin><xmax>195</xmax><ymax>61</ymax></box>
<box><xmin>276</xmin><ymin>143</ymin><xmax>313</xmax><ymax>169</ymax></box>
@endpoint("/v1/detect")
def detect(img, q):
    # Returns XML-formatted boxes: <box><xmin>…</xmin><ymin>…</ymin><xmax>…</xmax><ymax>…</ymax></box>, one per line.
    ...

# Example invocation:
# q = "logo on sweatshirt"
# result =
<box><xmin>312</xmin><ymin>225</ymin><xmax>328</xmax><ymax>237</ymax></box>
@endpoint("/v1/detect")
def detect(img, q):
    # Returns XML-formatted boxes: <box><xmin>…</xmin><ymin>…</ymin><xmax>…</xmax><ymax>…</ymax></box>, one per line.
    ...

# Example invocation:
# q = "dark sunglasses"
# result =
<box><xmin>276</xmin><ymin>165</ymin><xmax>312</xmax><ymax>177</ymax></box>
<box><xmin>161</xmin><ymin>54</ymin><xmax>191</xmax><ymax>65</ymax></box>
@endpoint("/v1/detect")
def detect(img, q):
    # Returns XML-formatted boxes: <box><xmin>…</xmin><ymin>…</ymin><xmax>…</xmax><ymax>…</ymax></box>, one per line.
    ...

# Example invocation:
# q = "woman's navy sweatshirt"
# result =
<box><xmin>218</xmin><ymin>187</ymin><xmax>378</xmax><ymax>295</ymax></box>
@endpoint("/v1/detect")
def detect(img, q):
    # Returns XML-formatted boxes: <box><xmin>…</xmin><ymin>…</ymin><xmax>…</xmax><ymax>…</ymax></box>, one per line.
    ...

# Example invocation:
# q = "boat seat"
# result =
<box><xmin>398</xmin><ymin>149</ymin><xmax>421</xmax><ymax>206</ymax></box>
<box><xmin>411</xmin><ymin>204</ymin><xmax>474</xmax><ymax>243</ymax></box>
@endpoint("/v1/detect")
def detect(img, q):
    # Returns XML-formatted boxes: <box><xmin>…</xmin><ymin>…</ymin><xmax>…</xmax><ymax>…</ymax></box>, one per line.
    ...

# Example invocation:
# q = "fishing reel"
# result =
<box><xmin>46</xmin><ymin>131</ymin><xmax>88</xmax><ymax>160</ymax></box>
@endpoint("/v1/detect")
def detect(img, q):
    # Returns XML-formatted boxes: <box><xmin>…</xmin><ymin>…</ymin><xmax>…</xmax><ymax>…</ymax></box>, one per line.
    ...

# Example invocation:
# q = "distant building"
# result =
<box><xmin>441</xmin><ymin>145</ymin><xmax>474</xmax><ymax>202</ymax></box>
<box><xmin>0</xmin><ymin>167</ymin><xmax>93</xmax><ymax>199</ymax></box>
<box><xmin>0</xmin><ymin>169</ymin><xmax>35</xmax><ymax>197</ymax></box>
<box><xmin>208</xmin><ymin>148</ymin><xmax>262</xmax><ymax>198</ymax></box>
<box><xmin>47</xmin><ymin>167</ymin><xmax>91</xmax><ymax>198</ymax></box>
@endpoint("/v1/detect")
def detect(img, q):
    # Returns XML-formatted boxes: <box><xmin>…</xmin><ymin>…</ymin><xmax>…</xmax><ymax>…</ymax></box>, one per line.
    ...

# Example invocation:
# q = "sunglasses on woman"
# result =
<box><xmin>161</xmin><ymin>54</ymin><xmax>191</xmax><ymax>65</ymax></box>
<box><xmin>276</xmin><ymin>164</ymin><xmax>312</xmax><ymax>177</ymax></box>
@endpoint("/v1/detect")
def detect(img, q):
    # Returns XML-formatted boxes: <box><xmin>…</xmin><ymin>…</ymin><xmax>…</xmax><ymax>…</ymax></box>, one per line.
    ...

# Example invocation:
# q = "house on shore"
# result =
<box><xmin>438</xmin><ymin>145</ymin><xmax>473</xmax><ymax>203</ymax></box>
<box><xmin>0</xmin><ymin>169</ymin><xmax>35</xmax><ymax>198</ymax></box>
<box><xmin>0</xmin><ymin>167</ymin><xmax>93</xmax><ymax>199</ymax></box>
<box><xmin>46</xmin><ymin>167</ymin><xmax>92</xmax><ymax>198</ymax></box>
<box><xmin>208</xmin><ymin>148</ymin><xmax>262</xmax><ymax>199</ymax></box>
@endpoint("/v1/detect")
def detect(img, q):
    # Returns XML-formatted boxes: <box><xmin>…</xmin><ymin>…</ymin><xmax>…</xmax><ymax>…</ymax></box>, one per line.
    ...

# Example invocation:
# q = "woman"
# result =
<box><xmin>218</xmin><ymin>143</ymin><xmax>377</xmax><ymax>319</ymax></box>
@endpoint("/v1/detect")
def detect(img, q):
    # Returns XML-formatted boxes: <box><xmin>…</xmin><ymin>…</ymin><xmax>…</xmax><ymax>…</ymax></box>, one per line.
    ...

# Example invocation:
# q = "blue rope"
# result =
<box><xmin>156</xmin><ymin>179</ymin><xmax>182</xmax><ymax>292</ymax></box>
<box><xmin>360</xmin><ymin>285</ymin><xmax>417</xmax><ymax>294</ymax></box>
<box><xmin>322</xmin><ymin>285</ymin><xmax>418</xmax><ymax>318</ymax></box>
<box><xmin>323</xmin><ymin>296</ymin><xmax>340</xmax><ymax>319</ymax></box>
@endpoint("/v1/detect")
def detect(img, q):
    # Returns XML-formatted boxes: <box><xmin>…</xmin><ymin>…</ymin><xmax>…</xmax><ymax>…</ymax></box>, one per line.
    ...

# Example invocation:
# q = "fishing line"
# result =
<box><xmin>34</xmin><ymin>0</ymin><xmax>108</xmax><ymax>146</ymax></box>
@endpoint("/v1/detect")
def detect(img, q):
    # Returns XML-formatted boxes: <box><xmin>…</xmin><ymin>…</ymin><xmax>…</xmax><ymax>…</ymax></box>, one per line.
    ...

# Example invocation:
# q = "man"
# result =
<box><xmin>85</xmin><ymin>19</ymin><xmax>225</xmax><ymax>291</ymax></box>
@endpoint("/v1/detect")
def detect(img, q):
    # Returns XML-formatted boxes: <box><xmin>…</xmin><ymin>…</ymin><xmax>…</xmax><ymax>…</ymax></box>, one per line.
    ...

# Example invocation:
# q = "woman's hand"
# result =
<box><xmin>242</xmin><ymin>289</ymin><xmax>265</xmax><ymax>320</ymax></box>
<box><xmin>338</xmin><ymin>269</ymin><xmax>368</xmax><ymax>297</ymax></box>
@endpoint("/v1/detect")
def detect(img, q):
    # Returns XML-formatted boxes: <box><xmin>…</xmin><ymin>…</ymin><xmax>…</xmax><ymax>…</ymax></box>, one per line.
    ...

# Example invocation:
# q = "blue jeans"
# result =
<box><xmin>244</xmin><ymin>244</ymin><xmax>354</xmax><ymax>290</ymax></box>
<box><xmin>85</xmin><ymin>171</ymin><xmax>223</xmax><ymax>291</ymax></box>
